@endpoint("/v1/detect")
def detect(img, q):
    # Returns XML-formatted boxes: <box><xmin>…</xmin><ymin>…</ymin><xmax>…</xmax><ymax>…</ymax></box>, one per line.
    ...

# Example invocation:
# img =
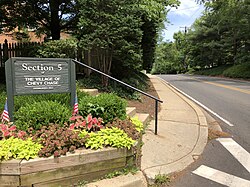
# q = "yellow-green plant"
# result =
<box><xmin>0</xmin><ymin>137</ymin><xmax>42</xmax><ymax>160</ymax></box>
<box><xmin>79</xmin><ymin>127</ymin><xmax>135</xmax><ymax>150</ymax></box>
<box><xmin>131</xmin><ymin>116</ymin><xmax>144</xmax><ymax>132</ymax></box>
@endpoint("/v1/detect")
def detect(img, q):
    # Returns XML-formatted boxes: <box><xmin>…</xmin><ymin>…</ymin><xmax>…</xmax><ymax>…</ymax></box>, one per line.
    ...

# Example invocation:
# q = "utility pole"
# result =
<box><xmin>180</xmin><ymin>26</ymin><xmax>189</xmax><ymax>34</ymax></box>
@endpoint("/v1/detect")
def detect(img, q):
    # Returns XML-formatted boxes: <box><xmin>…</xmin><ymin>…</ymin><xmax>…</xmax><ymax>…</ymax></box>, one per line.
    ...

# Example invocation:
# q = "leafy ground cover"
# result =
<box><xmin>78</xmin><ymin>72</ymin><xmax>149</xmax><ymax>100</ymax></box>
<box><xmin>0</xmin><ymin>87</ymin><xmax>143</xmax><ymax>161</ymax></box>
<box><xmin>193</xmin><ymin>63</ymin><xmax>250</xmax><ymax>79</ymax></box>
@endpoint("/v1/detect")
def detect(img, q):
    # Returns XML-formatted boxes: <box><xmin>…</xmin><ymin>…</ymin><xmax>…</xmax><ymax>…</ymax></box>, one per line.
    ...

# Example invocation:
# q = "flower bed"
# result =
<box><xmin>0</xmin><ymin>92</ymin><xmax>144</xmax><ymax>186</ymax></box>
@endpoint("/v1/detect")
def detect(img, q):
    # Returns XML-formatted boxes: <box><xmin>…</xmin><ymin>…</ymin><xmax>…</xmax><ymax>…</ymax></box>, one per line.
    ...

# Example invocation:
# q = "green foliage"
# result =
<box><xmin>105</xmin><ymin>166</ymin><xmax>138</xmax><ymax>179</ymax></box>
<box><xmin>13</xmin><ymin>90</ymin><xmax>88</xmax><ymax>112</ymax></box>
<box><xmin>77</xmin><ymin>0</ymin><xmax>143</xmax><ymax>82</ymax></box>
<box><xmin>32</xmin><ymin>124</ymin><xmax>87</xmax><ymax>157</ymax></box>
<box><xmin>194</xmin><ymin>65</ymin><xmax>232</xmax><ymax>76</ymax></box>
<box><xmin>37</xmin><ymin>38</ymin><xmax>78</xmax><ymax>58</ymax></box>
<box><xmin>151</xmin><ymin>61</ymin><xmax>178</xmax><ymax>74</ymax></box>
<box><xmin>82</xmin><ymin>127</ymin><xmax>135</xmax><ymax>150</ymax></box>
<box><xmin>0</xmin><ymin>137</ymin><xmax>42</xmax><ymax>161</ymax></box>
<box><xmin>154</xmin><ymin>174</ymin><xmax>170</xmax><ymax>186</ymax></box>
<box><xmin>78</xmin><ymin>93</ymin><xmax>127</xmax><ymax>123</ymax></box>
<box><xmin>78</xmin><ymin>72</ymin><xmax>149</xmax><ymax>100</ymax></box>
<box><xmin>15</xmin><ymin>101</ymin><xmax>71</xmax><ymax>131</ymax></box>
<box><xmin>0</xmin><ymin>0</ymin><xmax>80</xmax><ymax>40</ymax></box>
<box><xmin>194</xmin><ymin>63</ymin><xmax>250</xmax><ymax>79</ymax></box>
<box><xmin>141</xmin><ymin>19</ymin><xmax>157</xmax><ymax>72</ymax></box>
<box><xmin>174</xmin><ymin>0</ymin><xmax>250</xmax><ymax>71</ymax></box>
<box><xmin>152</xmin><ymin>42</ymin><xmax>183</xmax><ymax>74</ymax></box>
<box><xmin>14</xmin><ymin>93</ymin><xmax>70</xmax><ymax>112</ymax></box>
<box><xmin>131</xmin><ymin>117</ymin><xmax>144</xmax><ymax>132</ymax></box>
<box><xmin>223</xmin><ymin>63</ymin><xmax>250</xmax><ymax>79</ymax></box>
<box><xmin>140</xmin><ymin>0</ymin><xmax>180</xmax><ymax>72</ymax></box>
<box><xmin>77</xmin><ymin>180</ymin><xmax>88</xmax><ymax>187</ymax></box>
<box><xmin>0</xmin><ymin>93</ymin><xmax>6</xmax><ymax>114</ymax></box>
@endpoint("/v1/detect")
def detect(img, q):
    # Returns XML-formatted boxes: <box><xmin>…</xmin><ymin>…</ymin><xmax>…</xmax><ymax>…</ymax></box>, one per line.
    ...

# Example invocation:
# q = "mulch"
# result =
<box><xmin>127</xmin><ymin>80</ymin><xmax>161</xmax><ymax>120</ymax></box>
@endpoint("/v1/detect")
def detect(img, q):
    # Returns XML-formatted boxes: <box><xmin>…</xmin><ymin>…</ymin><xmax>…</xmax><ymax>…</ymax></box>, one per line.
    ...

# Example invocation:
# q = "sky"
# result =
<box><xmin>162</xmin><ymin>0</ymin><xmax>205</xmax><ymax>41</ymax></box>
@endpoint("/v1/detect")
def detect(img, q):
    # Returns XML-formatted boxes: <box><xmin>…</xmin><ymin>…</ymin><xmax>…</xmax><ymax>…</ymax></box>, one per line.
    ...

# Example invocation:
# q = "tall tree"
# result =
<box><xmin>0</xmin><ymin>0</ymin><xmax>79</xmax><ymax>40</ymax></box>
<box><xmin>174</xmin><ymin>0</ymin><xmax>250</xmax><ymax>70</ymax></box>
<box><xmin>140</xmin><ymin>0</ymin><xmax>180</xmax><ymax>72</ymax></box>
<box><xmin>76</xmin><ymin>0</ymin><xmax>143</xmax><ymax>86</ymax></box>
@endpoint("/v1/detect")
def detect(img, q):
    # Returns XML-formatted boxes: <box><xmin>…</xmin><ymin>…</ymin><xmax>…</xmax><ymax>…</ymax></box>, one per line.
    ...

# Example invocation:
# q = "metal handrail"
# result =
<box><xmin>73</xmin><ymin>59</ymin><xmax>163</xmax><ymax>135</ymax></box>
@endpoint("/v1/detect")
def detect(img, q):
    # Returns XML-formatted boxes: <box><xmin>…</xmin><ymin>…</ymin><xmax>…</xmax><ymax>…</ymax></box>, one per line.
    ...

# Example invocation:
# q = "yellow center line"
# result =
<box><xmin>203</xmin><ymin>81</ymin><xmax>250</xmax><ymax>95</ymax></box>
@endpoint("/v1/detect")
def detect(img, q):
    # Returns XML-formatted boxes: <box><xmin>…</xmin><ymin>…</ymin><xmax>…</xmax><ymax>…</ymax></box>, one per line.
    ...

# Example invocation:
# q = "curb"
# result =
<box><xmin>85</xmin><ymin>171</ymin><xmax>148</xmax><ymax>187</ymax></box>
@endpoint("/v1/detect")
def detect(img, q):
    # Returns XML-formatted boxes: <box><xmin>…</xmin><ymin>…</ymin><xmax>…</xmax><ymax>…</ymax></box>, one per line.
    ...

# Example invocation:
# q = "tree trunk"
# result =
<box><xmin>96</xmin><ymin>48</ymin><xmax>112</xmax><ymax>87</ymax></box>
<box><xmin>50</xmin><ymin>1</ymin><xmax>60</xmax><ymax>40</ymax></box>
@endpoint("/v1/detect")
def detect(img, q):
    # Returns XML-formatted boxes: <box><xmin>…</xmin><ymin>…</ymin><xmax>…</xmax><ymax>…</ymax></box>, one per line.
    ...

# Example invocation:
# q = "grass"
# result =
<box><xmin>149</xmin><ymin>173</ymin><xmax>171</xmax><ymax>187</ymax></box>
<box><xmin>194</xmin><ymin>63</ymin><xmax>250</xmax><ymax>79</ymax></box>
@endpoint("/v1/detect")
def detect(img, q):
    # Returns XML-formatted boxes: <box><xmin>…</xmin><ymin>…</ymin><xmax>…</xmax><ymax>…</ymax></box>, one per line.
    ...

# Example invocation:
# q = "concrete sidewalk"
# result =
<box><xmin>141</xmin><ymin>75</ymin><xmax>208</xmax><ymax>184</ymax></box>
<box><xmin>86</xmin><ymin>75</ymin><xmax>208</xmax><ymax>186</ymax></box>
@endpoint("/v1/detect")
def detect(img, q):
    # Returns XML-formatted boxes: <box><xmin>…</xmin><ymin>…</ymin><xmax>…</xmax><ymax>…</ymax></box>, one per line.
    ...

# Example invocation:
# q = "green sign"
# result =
<box><xmin>5</xmin><ymin>57</ymin><xmax>76</xmax><ymax>121</ymax></box>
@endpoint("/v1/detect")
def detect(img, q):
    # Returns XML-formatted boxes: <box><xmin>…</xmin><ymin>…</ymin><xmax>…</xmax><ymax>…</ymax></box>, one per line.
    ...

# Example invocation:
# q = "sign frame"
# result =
<box><xmin>5</xmin><ymin>57</ymin><xmax>76</xmax><ymax>121</ymax></box>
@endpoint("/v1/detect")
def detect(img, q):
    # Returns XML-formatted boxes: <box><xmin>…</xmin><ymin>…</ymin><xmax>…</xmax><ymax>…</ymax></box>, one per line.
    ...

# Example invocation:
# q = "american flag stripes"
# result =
<box><xmin>1</xmin><ymin>99</ymin><xmax>10</xmax><ymax>122</ymax></box>
<box><xmin>73</xmin><ymin>94</ymin><xmax>78</xmax><ymax>115</ymax></box>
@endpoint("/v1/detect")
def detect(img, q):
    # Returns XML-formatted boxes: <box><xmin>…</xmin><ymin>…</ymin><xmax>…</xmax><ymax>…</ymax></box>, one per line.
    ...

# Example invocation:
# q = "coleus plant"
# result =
<box><xmin>0</xmin><ymin>123</ymin><xmax>27</xmax><ymax>140</ymax></box>
<box><xmin>69</xmin><ymin>114</ymin><xmax>104</xmax><ymax>132</ymax></box>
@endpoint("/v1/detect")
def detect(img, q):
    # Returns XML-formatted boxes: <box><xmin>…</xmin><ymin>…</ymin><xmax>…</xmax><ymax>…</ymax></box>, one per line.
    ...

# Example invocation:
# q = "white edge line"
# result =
<box><xmin>158</xmin><ymin>77</ymin><xmax>234</xmax><ymax>127</ymax></box>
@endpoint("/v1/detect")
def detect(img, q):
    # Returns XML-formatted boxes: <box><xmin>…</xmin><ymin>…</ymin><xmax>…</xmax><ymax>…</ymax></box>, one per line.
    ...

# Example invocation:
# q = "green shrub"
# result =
<box><xmin>14</xmin><ymin>93</ymin><xmax>71</xmax><ymax>112</ymax></box>
<box><xmin>14</xmin><ymin>90</ymin><xmax>89</xmax><ymax>112</ymax></box>
<box><xmin>0</xmin><ymin>137</ymin><xmax>42</xmax><ymax>160</ymax></box>
<box><xmin>194</xmin><ymin>65</ymin><xmax>232</xmax><ymax>76</ymax></box>
<box><xmin>0</xmin><ymin>92</ymin><xmax>6</xmax><ymax>114</ymax></box>
<box><xmin>223</xmin><ymin>63</ymin><xmax>250</xmax><ymax>79</ymax></box>
<box><xmin>151</xmin><ymin>61</ymin><xmax>178</xmax><ymax>74</ymax></box>
<box><xmin>194</xmin><ymin>63</ymin><xmax>250</xmax><ymax>79</ymax></box>
<box><xmin>15</xmin><ymin>101</ymin><xmax>71</xmax><ymax>131</ymax></box>
<box><xmin>36</xmin><ymin>38</ymin><xmax>78</xmax><ymax>59</ymax></box>
<box><xmin>81</xmin><ymin>127</ymin><xmax>135</xmax><ymax>150</ymax></box>
<box><xmin>79</xmin><ymin>93</ymin><xmax>127</xmax><ymax>123</ymax></box>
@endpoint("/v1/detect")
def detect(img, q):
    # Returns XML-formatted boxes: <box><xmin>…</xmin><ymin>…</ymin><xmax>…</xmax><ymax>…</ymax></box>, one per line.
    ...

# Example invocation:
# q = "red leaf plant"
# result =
<box><xmin>0</xmin><ymin>123</ymin><xmax>27</xmax><ymax>140</ymax></box>
<box><xmin>69</xmin><ymin>114</ymin><xmax>103</xmax><ymax>132</ymax></box>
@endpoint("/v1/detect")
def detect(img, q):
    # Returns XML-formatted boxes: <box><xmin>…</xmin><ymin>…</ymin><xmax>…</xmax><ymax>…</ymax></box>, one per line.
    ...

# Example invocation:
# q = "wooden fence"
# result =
<box><xmin>0</xmin><ymin>39</ymin><xmax>42</xmax><ymax>67</ymax></box>
<box><xmin>0</xmin><ymin>39</ymin><xmax>99</xmax><ymax>77</ymax></box>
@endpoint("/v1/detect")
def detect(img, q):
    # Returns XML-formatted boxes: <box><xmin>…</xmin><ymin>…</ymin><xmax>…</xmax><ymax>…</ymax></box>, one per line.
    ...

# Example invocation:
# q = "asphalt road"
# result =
<box><xmin>158</xmin><ymin>74</ymin><xmax>250</xmax><ymax>187</ymax></box>
<box><xmin>158</xmin><ymin>74</ymin><xmax>250</xmax><ymax>151</ymax></box>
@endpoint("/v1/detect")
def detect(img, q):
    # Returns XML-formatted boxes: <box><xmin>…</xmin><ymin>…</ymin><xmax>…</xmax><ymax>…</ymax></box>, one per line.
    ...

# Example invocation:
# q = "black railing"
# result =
<box><xmin>73</xmin><ymin>59</ymin><xmax>163</xmax><ymax>135</ymax></box>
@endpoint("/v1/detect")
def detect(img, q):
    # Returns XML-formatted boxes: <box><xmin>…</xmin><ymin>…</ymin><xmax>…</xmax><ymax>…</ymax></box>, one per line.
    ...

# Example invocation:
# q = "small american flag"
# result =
<box><xmin>1</xmin><ymin>99</ymin><xmax>10</xmax><ymax>122</ymax></box>
<box><xmin>73</xmin><ymin>94</ymin><xmax>78</xmax><ymax>115</ymax></box>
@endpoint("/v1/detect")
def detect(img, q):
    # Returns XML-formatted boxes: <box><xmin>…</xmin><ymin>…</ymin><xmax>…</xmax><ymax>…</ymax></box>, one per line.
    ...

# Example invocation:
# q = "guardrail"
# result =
<box><xmin>73</xmin><ymin>59</ymin><xmax>163</xmax><ymax>135</ymax></box>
